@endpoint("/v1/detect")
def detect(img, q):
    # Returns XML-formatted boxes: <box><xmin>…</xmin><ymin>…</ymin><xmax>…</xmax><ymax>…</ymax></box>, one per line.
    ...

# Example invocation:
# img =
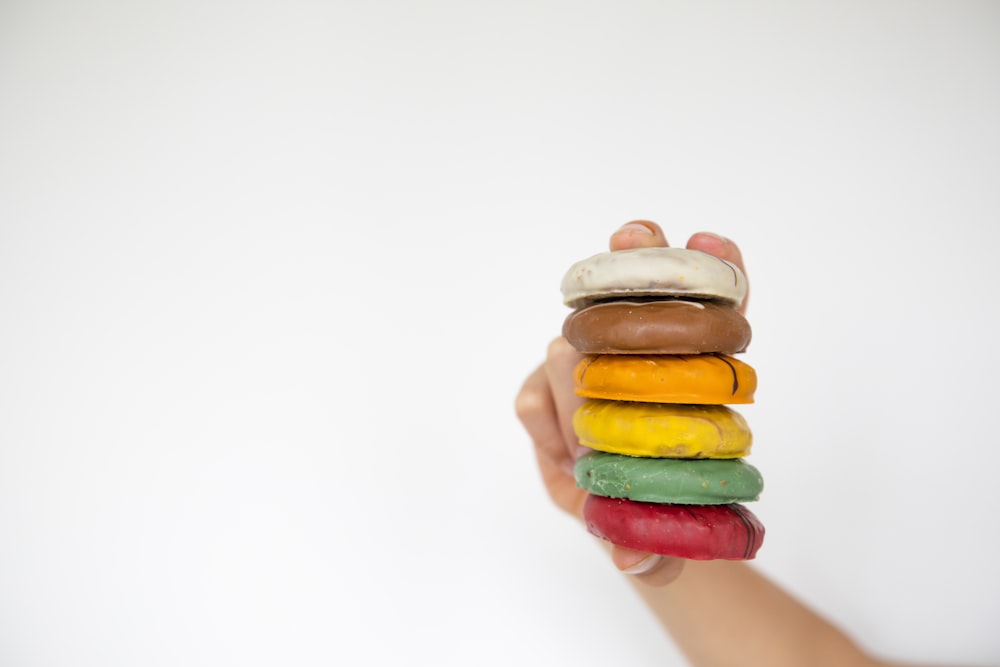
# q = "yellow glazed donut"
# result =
<box><xmin>574</xmin><ymin>353</ymin><xmax>756</xmax><ymax>404</ymax></box>
<box><xmin>573</xmin><ymin>399</ymin><xmax>752</xmax><ymax>458</ymax></box>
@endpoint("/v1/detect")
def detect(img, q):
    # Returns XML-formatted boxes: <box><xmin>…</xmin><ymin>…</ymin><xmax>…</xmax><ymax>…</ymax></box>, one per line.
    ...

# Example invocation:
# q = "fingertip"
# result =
<box><xmin>545</xmin><ymin>336</ymin><xmax>583</xmax><ymax>402</ymax></box>
<box><xmin>609</xmin><ymin>220</ymin><xmax>669</xmax><ymax>251</ymax></box>
<box><xmin>686</xmin><ymin>231</ymin><xmax>744</xmax><ymax>269</ymax></box>
<box><xmin>611</xmin><ymin>546</ymin><xmax>686</xmax><ymax>587</ymax></box>
<box><xmin>546</xmin><ymin>336</ymin><xmax>579</xmax><ymax>365</ymax></box>
<box><xmin>547</xmin><ymin>335</ymin><xmax>573</xmax><ymax>353</ymax></box>
<box><xmin>687</xmin><ymin>232</ymin><xmax>749</xmax><ymax>313</ymax></box>
<box><xmin>615</xmin><ymin>548</ymin><xmax>662</xmax><ymax>575</ymax></box>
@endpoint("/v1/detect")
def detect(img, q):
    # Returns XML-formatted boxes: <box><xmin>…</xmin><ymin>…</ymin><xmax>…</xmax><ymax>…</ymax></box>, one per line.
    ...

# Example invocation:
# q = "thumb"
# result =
<box><xmin>611</xmin><ymin>545</ymin><xmax>686</xmax><ymax>587</ymax></box>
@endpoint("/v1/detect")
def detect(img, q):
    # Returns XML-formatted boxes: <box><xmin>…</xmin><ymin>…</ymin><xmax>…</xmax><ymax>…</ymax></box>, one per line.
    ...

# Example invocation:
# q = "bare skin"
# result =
<box><xmin>515</xmin><ymin>221</ymin><xmax>953</xmax><ymax>667</ymax></box>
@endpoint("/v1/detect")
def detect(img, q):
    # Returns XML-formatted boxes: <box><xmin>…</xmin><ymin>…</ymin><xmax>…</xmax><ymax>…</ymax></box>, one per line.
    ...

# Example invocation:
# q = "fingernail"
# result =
<box><xmin>698</xmin><ymin>231</ymin><xmax>732</xmax><ymax>244</ymax></box>
<box><xmin>620</xmin><ymin>553</ymin><xmax>663</xmax><ymax>575</ymax></box>
<box><xmin>617</xmin><ymin>221</ymin><xmax>654</xmax><ymax>235</ymax></box>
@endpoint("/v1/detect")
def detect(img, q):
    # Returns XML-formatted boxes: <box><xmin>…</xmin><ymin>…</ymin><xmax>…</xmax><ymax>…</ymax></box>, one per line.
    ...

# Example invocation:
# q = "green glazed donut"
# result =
<box><xmin>574</xmin><ymin>450</ymin><xmax>763</xmax><ymax>505</ymax></box>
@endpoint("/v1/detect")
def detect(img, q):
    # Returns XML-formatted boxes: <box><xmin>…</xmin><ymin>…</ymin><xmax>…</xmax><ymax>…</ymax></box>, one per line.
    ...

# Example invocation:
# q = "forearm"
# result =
<box><xmin>628</xmin><ymin>560</ymin><xmax>883</xmax><ymax>667</ymax></box>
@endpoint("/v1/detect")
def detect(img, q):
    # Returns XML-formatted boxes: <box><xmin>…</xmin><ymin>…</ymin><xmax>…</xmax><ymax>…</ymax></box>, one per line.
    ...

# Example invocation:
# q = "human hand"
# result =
<box><xmin>515</xmin><ymin>220</ymin><xmax>749</xmax><ymax>587</ymax></box>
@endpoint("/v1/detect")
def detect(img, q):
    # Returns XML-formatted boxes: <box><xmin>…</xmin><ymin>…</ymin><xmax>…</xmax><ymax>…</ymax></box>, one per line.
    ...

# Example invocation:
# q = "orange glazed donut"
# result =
<box><xmin>573</xmin><ymin>353</ymin><xmax>756</xmax><ymax>404</ymax></box>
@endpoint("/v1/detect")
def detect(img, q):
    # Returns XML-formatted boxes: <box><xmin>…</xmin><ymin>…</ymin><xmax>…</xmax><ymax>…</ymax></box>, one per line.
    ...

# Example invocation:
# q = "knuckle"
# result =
<box><xmin>514</xmin><ymin>386</ymin><xmax>544</xmax><ymax>423</ymax></box>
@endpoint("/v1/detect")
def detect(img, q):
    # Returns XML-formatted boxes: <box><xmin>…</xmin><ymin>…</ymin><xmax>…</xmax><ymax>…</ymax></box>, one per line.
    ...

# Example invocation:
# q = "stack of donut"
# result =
<box><xmin>560</xmin><ymin>246</ymin><xmax>765</xmax><ymax>560</ymax></box>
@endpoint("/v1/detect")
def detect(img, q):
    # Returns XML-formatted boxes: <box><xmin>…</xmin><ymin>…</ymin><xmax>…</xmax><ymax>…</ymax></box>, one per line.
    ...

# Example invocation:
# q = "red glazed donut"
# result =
<box><xmin>584</xmin><ymin>495</ymin><xmax>765</xmax><ymax>560</ymax></box>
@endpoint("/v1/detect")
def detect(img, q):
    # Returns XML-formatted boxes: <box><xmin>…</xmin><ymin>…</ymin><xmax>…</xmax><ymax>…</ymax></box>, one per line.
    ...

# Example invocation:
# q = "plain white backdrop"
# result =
<box><xmin>2</xmin><ymin>1</ymin><xmax>999</xmax><ymax>665</ymax></box>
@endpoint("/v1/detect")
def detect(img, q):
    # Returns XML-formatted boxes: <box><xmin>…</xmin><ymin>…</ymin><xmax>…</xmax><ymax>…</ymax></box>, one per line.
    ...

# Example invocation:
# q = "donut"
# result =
<box><xmin>561</xmin><ymin>247</ymin><xmax>748</xmax><ymax>310</ymax></box>
<box><xmin>584</xmin><ymin>495</ymin><xmax>765</xmax><ymax>560</ymax></box>
<box><xmin>562</xmin><ymin>299</ymin><xmax>751</xmax><ymax>355</ymax></box>
<box><xmin>575</xmin><ymin>451</ymin><xmax>764</xmax><ymax>504</ymax></box>
<box><xmin>574</xmin><ymin>353</ymin><xmax>757</xmax><ymax>404</ymax></box>
<box><xmin>573</xmin><ymin>399</ymin><xmax>752</xmax><ymax>458</ymax></box>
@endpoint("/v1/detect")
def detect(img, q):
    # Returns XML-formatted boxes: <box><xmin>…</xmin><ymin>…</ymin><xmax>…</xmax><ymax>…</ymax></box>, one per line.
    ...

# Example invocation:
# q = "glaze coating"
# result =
<box><xmin>561</xmin><ymin>247</ymin><xmax>748</xmax><ymax>309</ymax></box>
<box><xmin>574</xmin><ymin>354</ymin><xmax>757</xmax><ymax>404</ymax></box>
<box><xmin>584</xmin><ymin>496</ymin><xmax>765</xmax><ymax>560</ymax></box>
<box><xmin>573</xmin><ymin>399</ymin><xmax>752</xmax><ymax>458</ymax></box>
<box><xmin>575</xmin><ymin>451</ymin><xmax>763</xmax><ymax>504</ymax></box>
<box><xmin>563</xmin><ymin>299</ymin><xmax>751</xmax><ymax>355</ymax></box>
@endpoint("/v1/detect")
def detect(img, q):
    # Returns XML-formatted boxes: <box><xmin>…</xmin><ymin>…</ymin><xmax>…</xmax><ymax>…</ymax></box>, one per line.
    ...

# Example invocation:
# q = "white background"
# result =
<box><xmin>2</xmin><ymin>1</ymin><xmax>999</xmax><ymax>665</ymax></box>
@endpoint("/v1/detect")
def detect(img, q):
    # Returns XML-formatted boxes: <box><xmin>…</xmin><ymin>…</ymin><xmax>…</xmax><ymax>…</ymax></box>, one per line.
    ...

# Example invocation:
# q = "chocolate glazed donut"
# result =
<box><xmin>562</xmin><ymin>299</ymin><xmax>751</xmax><ymax>355</ymax></box>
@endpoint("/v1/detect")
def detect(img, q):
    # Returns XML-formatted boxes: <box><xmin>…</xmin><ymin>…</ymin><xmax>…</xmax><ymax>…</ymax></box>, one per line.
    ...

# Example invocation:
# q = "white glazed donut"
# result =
<box><xmin>561</xmin><ymin>247</ymin><xmax>748</xmax><ymax>309</ymax></box>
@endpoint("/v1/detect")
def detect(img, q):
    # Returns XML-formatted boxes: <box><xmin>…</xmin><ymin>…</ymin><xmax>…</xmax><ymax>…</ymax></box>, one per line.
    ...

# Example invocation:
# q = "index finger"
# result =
<box><xmin>686</xmin><ymin>232</ymin><xmax>749</xmax><ymax>315</ymax></box>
